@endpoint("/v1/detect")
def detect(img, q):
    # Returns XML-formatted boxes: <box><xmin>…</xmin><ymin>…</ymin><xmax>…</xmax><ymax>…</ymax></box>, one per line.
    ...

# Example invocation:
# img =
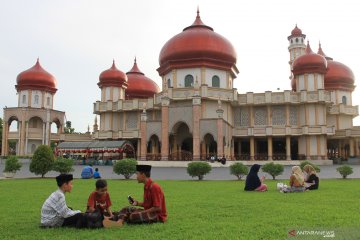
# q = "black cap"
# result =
<box><xmin>56</xmin><ymin>174</ymin><xmax>73</xmax><ymax>187</ymax></box>
<box><xmin>136</xmin><ymin>165</ymin><xmax>151</xmax><ymax>172</ymax></box>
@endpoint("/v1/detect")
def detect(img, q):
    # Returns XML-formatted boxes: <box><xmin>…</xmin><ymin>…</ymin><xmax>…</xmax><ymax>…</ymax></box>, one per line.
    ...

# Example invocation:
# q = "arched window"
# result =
<box><xmin>167</xmin><ymin>79</ymin><xmax>171</xmax><ymax>88</ymax></box>
<box><xmin>184</xmin><ymin>75</ymin><xmax>194</xmax><ymax>87</ymax></box>
<box><xmin>22</xmin><ymin>95</ymin><xmax>26</xmax><ymax>104</ymax></box>
<box><xmin>47</xmin><ymin>97</ymin><xmax>50</xmax><ymax>106</ymax></box>
<box><xmin>34</xmin><ymin>95</ymin><xmax>39</xmax><ymax>104</ymax></box>
<box><xmin>212</xmin><ymin>75</ymin><xmax>220</xmax><ymax>87</ymax></box>
<box><xmin>342</xmin><ymin>96</ymin><xmax>347</xmax><ymax>104</ymax></box>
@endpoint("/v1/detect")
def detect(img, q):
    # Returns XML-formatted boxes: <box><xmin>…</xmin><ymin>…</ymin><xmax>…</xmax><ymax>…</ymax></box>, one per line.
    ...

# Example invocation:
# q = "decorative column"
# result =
<box><xmin>349</xmin><ymin>138</ymin><xmax>355</xmax><ymax>157</ymax></box>
<box><xmin>250</xmin><ymin>137</ymin><xmax>255</xmax><ymax>160</ymax></box>
<box><xmin>24</xmin><ymin>121</ymin><xmax>29</xmax><ymax>155</ymax></box>
<box><xmin>140</xmin><ymin>108</ymin><xmax>147</xmax><ymax>161</ymax></box>
<box><xmin>161</xmin><ymin>96</ymin><xmax>170</xmax><ymax>160</ymax></box>
<box><xmin>286</xmin><ymin>136</ymin><xmax>291</xmax><ymax>160</ymax></box>
<box><xmin>267</xmin><ymin>136</ymin><xmax>273</xmax><ymax>160</ymax></box>
<box><xmin>355</xmin><ymin>139</ymin><xmax>359</xmax><ymax>157</ymax></box>
<box><xmin>42</xmin><ymin>122</ymin><xmax>46</xmax><ymax>144</ymax></box>
<box><xmin>216</xmin><ymin>100</ymin><xmax>224</xmax><ymax>158</ymax></box>
<box><xmin>192</xmin><ymin>92</ymin><xmax>201</xmax><ymax>161</ymax></box>
<box><xmin>19</xmin><ymin>121</ymin><xmax>25</xmax><ymax>155</ymax></box>
<box><xmin>1</xmin><ymin>121</ymin><xmax>8</xmax><ymax>156</ymax></box>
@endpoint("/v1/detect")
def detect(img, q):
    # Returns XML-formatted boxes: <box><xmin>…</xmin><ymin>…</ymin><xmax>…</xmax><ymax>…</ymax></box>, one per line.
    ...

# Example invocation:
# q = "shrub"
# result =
<box><xmin>113</xmin><ymin>158</ymin><xmax>137</xmax><ymax>179</ymax></box>
<box><xmin>187</xmin><ymin>162</ymin><xmax>212</xmax><ymax>180</ymax></box>
<box><xmin>53</xmin><ymin>157</ymin><xmax>74</xmax><ymax>174</ymax></box>
<box><xmin>262</xmin><ymin>162</ymin><xmax>284</xmax><ymax>180</ymax></box>
<box><xmin>300</xmin><ymin>160</ymin><xmax>320</xmax><ymax>172</ymax></box>
<box><xmin>336</xmin><ymin>165</ymin><xmax>353</xmax><ymax>179</ymax></box>
<box><xmin>229</xmin><ymin>162</ymin><xmax>248</xmax><ymax>180</ymax></box>
<box><xmin>30</xmin><ymin>145</ymin><xmax>55</xmax><ymax>178</ymax></box>
<box><xmin>3</xmin><ymin>156</ymin><xmax>22</xmax><ymax>173</ymax></box>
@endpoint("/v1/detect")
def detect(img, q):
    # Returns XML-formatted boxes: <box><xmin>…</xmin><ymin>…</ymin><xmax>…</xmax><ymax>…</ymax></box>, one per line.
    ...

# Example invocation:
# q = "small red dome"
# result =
<box><xmin>288</xmin><ymin>24</ymin><xmax>306</xmax><ymax>40</ymax></box>
<box><xmin>16</xmin><ymin>59</ymin><xmax>57</xmax><ymax>93</ymax></box>
<box><xmin>158</xmin><ymin>10</ymin><xmax>237</xmax><ymax>76</ymax></box>
<box><xmin>126</xmin><ymin>59</ymin><xmax>160</xmax><ymax>99</ymax></box>
<box><xmin>98</xmin><ymin>60</ymin><xmax>127</xmax><ymax>88</ymax></box>
<box><xmin>292</xmin><ymin>42</ymin><xmax>327</xmax><ymax>75</ymax></box>
<box><xmin>325</xmin><ymin>60</ymin><xmax>355</xmax><ymax>91</ymax></box>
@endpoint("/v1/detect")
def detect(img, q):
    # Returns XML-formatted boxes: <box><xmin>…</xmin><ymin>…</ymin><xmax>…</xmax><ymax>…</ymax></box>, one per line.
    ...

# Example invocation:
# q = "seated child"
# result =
<box><xmin>94</xmin><ymin>168</ymin><xmax>101</xmax><ymax>179</ymax></box>
<box><xmin>303</xmin><ymin>164</ymin><xmax>319</xmax><ymax>190</ymax></box>
<box><xmin>41</xmin><ymin>174</ymin><xmax>84</xmax><ymax>228</ymax></box>
<box><xmin>87</xmin><ymin>179</ymin><xmax>113</xmax><ymax>218</ymax></box>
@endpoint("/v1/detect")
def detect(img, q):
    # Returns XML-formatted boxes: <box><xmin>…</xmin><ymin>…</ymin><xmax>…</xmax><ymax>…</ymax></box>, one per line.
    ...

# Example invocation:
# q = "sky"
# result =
<box><xmin>1</xmin><ymin>0</ymin><xmax>359</xmax><ymax>132</ymax></box>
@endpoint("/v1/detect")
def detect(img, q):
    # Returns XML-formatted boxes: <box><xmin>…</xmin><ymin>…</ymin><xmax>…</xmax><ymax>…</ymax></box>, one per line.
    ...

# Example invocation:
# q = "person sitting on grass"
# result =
<box><xmin>102</xmin><ymin>164</ymin><xmax>167</xmax><ymax>228</ymax></box>
<box><xmin>81</xmin><ymin>164</ymin><xmax>93</xmax><ymax>179</ymax></box>
<box><xmin>244</xmin><ymin>164</ymin><xmax>267</xmax><ymax>192</ymax></box>
<box><xmin>93</xmin><ymin>168</ymin><xmax>101</xmax><ymax>179</ymax></box>
<box><xmin>303</xmin><ymin>165</ymin><xmax>319</xmax><ymax>190</ymax></box>
<box><xmin>280</xmin><ymin>166</ymin><xmax>305</xmax><ymax>193</ymax></box>
<box><xmin>41</xmin><ymin>174</ymin><xmax>84</xmax><ymax>228</ymax></box>
<box><xmin>86</xmin><ymin>179</ymin><xmax>113</xmax><ymax>218</ymax></box>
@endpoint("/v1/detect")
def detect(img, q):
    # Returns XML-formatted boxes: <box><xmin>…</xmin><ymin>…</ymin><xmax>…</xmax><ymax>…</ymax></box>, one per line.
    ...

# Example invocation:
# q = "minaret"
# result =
<box><xmin>288</xmin><ymin>25</ymin><xmax>306</xmax><ymax>79</ymax></box>
<box><xmin>93</xmin><ymin>116</ymin><xmax>98</xmax><ymax>132</ymax></box>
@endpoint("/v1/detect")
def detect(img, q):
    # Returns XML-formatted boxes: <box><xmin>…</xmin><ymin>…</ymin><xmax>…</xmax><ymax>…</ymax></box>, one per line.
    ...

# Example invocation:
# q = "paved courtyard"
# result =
<box><xmin>1</xmin><ymin>161</ymin><xmax>360</xmax><ymax>180</ymax></box>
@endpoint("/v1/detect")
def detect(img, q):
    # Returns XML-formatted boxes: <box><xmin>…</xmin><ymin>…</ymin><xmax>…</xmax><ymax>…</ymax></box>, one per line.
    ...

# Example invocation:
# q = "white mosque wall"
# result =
<box><xmin>44</xmin><ymin>92</ymin><xmax>53</xmax><ymax>109</ymax></box>
<box><xmin>113</xmin><ymin>87</ymin><xmax>119</xmax><ymax>101</ymax></box>
<box><xmin>176</xmin><ymin>68</ymin><xmax>201</xmax><ymax>87</ymax></box>
<box><xmin>31</xmin><ymin>90</ymin><xmax>42</xmax><ymax>108</ymax></box>
<box><xmin>105</xmin><ymin>87</ymin><xmax>111</xmax><ymax>101</ymax></box>
<box><xmin>338</xmin><ymin>115</ymin><xmax>353</xmax><ymax>129</ymax></box>
<box><xmin>308</xmin><ymin>105</ymin><xmax>316</xmax><ymax>125</ymax></box>
<box><xmin>204</xmin><ymin>68</ymin><xmax>226</xmax><ymax>88</ymax></box>
<box><xmin>327</xmin><ymin>115</ymin><xmax>336</xmax><ymax>128</ymax></box>
<box><xmin>335</xmin><ymin>90</ymin><xmax>352</xmax><ymax>105</ymax></box>
<box><xmin>19</xmin><ymin>90</ymin><xmax>29</xmax><ymax>107</ymax></box>
<box><xmin>112</xmin><ymin>113</ymin><xmax>119</xmax><ymax>131</ymax></box>
<box><xmin>310</xmin><ymin>136</ymin><xmax>317</xmax><ymax>155</ymax></box>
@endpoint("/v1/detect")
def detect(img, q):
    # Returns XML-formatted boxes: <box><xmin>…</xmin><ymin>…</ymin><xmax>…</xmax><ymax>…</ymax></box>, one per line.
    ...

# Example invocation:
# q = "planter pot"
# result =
<box><xmin>3</xmin><ymin>172</ymin><xmax>16</xmax><ymax>178</ymax></box>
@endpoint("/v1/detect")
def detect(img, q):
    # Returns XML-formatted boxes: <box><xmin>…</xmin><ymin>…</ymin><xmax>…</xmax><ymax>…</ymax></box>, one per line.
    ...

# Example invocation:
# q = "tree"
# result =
<box><xmin>262</xmin><ymin>162</ymin><xmax>284</xmax><ymax>180</ymax></box>
<box><xmin>113</xmin><ymin>158</ymin><xmax>137</xmax><ymax>179</ymax></box>
<box><xmin>187</xmin><ymin>162</ymin><xmax>212</xmax><ymax>180</ymax></box>
<box><xmin>30</xmin><ymin>145</ymin><xmax>55</xmax><ymax>178</ymax></box>
<box><xmin>336</xmin><ymin>165</ymin><xmax>353</xmax><ymax>179</ymax></box>
<box><xmin>230</xmin><ymin>162</ymin><xmax>249</xmax><ymax>180</ymax></box>
<box><xmin>64</xmin><ymin>121</ymin><xmax>75</xmax><ymax>134</ymax></box>
<box><xmin>53</xmin><ymin>157</ymin><xmax>74</xmax><ymax>174</ymax></box>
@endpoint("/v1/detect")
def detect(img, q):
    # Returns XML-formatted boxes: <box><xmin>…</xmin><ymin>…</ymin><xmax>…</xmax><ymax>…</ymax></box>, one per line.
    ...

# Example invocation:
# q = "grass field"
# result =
<box><xmin>0</xmin><ymin>179</ymin><xmax>359</xmax><ymax>240</ymax></box>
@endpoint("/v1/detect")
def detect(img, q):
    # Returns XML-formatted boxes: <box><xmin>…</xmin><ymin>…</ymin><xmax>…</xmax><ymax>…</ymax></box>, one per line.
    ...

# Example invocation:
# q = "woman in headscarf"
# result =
<box><xmin>303</xmin><ymin>164</ymin><xmax>319</xmax><ymax>190</ymax></box>
<box><xmin>288</xmin><ymin>166</ymin><xmax>305</xmax><ymax>192</ymax></box>
<box><xmin>244</xmin><ymin>164</ymin><xmax>267</xmax><ymax>192</ymax></box>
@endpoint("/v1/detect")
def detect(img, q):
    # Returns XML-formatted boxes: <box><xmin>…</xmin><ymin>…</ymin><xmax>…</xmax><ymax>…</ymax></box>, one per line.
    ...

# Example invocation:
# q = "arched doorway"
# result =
<box><xmin>7</xmin><ymin>116</ymin><xmax>19</xmax><ymax>155</ymax></box>
<box><xmin>147</xmin><ymin>135</ymin><xmax>161</xmax><ymax>160</ymax></box>
<box><xmin>169</xmin><ymin>122</ymin><xmax>193</xmax><ymax>161</ymax></box>
<box><xmin>202</xmin><ymin>133</ymin><xmax>217</xmax><ymax>160</ymax></box>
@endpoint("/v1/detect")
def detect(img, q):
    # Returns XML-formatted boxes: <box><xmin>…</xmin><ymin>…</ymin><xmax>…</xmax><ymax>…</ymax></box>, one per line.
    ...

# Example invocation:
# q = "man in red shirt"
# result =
<box><xmin>103</xmin><ymin>165</ymin><xmax>167</xmax><ymax>228</ymax></box>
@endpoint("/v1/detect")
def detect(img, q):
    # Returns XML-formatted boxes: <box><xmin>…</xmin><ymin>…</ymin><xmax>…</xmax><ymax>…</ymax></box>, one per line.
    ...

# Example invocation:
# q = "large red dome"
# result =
<box><xmin>16</xmin><ymin>59</ymin><xmax>57</xmax><ymax>93</ymax></box>
<box><xmin>157</xmin><ymin>10</ymin><xmax>237</xmax><ymax>76</ymax></box>
<box><xmin>325</xmin><ymin>60</ymin><xmax>355</xmax><ymax>91</ymax></box>
<box><xmin>292</xmin><ymin>42</ymin><xmax>327</xmax><ymax>75</ymax></box>
<box><xmin>126</xmin><ymin>59</ymin><xmax>160</xmax><ymax>99</ymax></box>
<box><xmin>98</xmin><ymin>60</ymin><xmax>127</xmax><ymax>88</ymax></box>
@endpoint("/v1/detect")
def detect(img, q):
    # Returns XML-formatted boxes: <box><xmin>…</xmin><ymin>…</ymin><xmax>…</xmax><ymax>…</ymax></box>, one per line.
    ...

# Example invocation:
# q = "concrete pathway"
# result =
<box><xmin>1</xmin><ymin>161</ymin><xmax>360</xmax><ymax>180</ymax></box>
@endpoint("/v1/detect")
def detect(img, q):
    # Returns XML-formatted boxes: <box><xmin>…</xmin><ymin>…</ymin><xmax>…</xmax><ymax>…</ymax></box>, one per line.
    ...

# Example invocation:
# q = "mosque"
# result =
<box><xmin>2</xmin><ymin>10</ymin><xmax>360</xmax><ymax>163</ymax></box>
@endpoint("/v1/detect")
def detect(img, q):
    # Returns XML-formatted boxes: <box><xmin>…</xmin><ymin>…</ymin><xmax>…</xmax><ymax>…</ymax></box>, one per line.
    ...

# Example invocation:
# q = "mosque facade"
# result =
<box><xmin>2</xmin><ymin>11</ymin><xmax>360</xmax><ymax>162</ymax></box>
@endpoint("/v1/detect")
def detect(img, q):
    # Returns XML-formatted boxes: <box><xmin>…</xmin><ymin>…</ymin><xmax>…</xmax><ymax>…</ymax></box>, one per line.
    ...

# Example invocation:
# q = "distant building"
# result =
<box><xmin>93</xmin><ymin>11</ymin><xmax>360</xmax><ymax>161</ymax></box>
<box><xmin>3</xmin><ymin>10</ymin><xmax>360</xmax><ymax>162</ymax></box>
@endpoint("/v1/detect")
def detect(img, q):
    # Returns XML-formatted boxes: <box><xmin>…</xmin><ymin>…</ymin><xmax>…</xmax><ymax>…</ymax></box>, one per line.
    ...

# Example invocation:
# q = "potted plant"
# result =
<box><xmin>3</xmin><ymin>156</ymin><xmax>22</xmax><ymax>178</ymax></box>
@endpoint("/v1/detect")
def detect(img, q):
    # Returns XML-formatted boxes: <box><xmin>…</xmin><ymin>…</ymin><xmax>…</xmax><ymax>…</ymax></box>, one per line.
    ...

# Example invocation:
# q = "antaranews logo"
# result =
<box><xmin>288</xmin><ymin>229</ymin><xmax>335</xmax><ymax>238</ymax></box>
<box><xmin>288</xmin><ymin>230</ymin><xmax>296</xmax><ymax>237</ymax></box>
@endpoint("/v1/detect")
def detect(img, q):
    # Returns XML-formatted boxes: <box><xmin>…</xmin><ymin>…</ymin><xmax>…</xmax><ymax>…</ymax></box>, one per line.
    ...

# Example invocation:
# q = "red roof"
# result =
<box><xmin>157</xmin><ymin>10</ymin><xmax>237</xmax><ymax>76</ymax></box>
<box><xmin>325</xmin><ymin>60</ymin><xmax>355</xmax><ymax>91</ymax></box>
<box><xmin>16</xmin><ymin>59</ymin><xmax>57</xmax><ymax>93</ymax></box>
<box><xmin>292</xmin><ymin>42</ymin><xmax>327</xmax><ymax>75</ymax></box>
<box><xmin>126</xmin><ymin>59</ymin><xmax>160</xmax><ymax>99</ymax></box>
<box><xmin>98</xmin><ymin>60</ymin><xmax>128</xmax><ymax>88</ymax></box>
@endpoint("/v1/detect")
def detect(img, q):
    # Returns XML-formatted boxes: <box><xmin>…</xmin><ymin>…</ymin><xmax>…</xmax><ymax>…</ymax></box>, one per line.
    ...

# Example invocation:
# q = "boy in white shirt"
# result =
<box><xmin>41</xmin><ymin>174</ymin><xmax>84</xmax><ymax>228</ymax></box>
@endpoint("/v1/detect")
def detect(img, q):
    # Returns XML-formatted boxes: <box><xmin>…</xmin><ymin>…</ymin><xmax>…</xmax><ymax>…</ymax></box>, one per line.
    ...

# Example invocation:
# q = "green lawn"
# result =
<box><xmin>0</xmin><ymin>179</ymin><xmax>359</xmax><ymax>240</ymax></box>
